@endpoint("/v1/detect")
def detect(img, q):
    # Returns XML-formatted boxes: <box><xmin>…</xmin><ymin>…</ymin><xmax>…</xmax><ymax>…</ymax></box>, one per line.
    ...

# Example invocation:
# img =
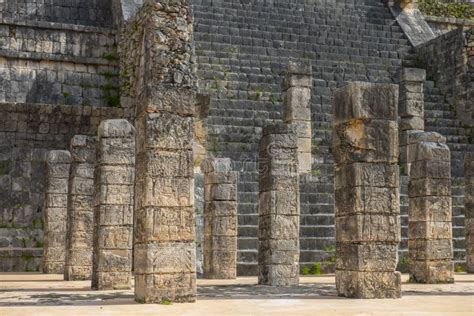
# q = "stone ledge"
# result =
<box><xmin>0</xmin><ymin>49</ymin><xmax>118</xmax><ymax>67</ymax></box>
<box><xmin>424</xmin><ymin>15</ymin><xmax>474</xmax><ymax>28</ymax></box>
<box><xmin>0</xmin><ymin>18</ymin><xmax>117</xmax><ymax>35</ymax></box>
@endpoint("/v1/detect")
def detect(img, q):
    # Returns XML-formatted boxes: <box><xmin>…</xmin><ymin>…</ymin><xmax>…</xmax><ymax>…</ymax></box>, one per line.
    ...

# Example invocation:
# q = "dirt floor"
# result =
<box><xmin>0</xmin><ymin>273</ymin><xmax>473</xmax><ymax>315</ymax></box>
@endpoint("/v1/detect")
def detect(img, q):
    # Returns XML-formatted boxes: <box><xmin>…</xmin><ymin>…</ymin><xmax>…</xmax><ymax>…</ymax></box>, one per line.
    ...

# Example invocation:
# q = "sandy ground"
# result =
<box><xmin>0</xmin><ymin>273</ymin><xmax>473</xmax><ymax>315</ymax></box>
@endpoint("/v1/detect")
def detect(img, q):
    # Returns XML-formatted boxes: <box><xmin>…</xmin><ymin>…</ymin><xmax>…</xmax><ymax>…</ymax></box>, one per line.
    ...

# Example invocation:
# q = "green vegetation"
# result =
<box><xmin>255</xmin><ymin>88</ymin><xmax>263</xmax><ymax>101</ymax></box>
<box><xmin>62</xmin><ymin>92</ymin><xmax>71</xmax><ymax>99</ymax></box>
<box><xmin>310</xmin><ymin>263</ymin><xmax>322</xmax><ymax>275</ymax></box>
<box><xmin>159</xmin><ymin>299</ymin><xmax>173</xmax><ymax>305</ymax></box>
<box><xmin>419</xmin><ymin>0</ymin><xmax>474</xmax><ymax>20</ymax></box>
<box><xmin>455</xmin><ymin>264</ymin><xmax>464</xmax><ymax>273</ymax></box>
<box><xmin>399</xmin><ymin>255</ymin><xmax>412</xmax><ymax>268</ymax></box>
<box><xmin>33</xmin><ymin>241</ymin><xmax>44</xmax><ymax>248</ymax></box>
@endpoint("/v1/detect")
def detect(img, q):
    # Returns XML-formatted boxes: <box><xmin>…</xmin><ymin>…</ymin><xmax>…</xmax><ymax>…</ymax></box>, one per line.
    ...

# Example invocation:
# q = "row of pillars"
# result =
<box><xmin>42</xmin><ymin>73</ymin><xmax>472</xmax><ymax>301</ymax></box>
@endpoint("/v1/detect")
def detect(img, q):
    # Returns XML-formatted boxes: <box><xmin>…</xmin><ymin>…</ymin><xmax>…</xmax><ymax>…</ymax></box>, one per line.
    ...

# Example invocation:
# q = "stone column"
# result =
<box><xmin>132</xmin><ymin>0</ymin><xmax>197</xmax><ymax>303</ymax></box>
<box><xmin>399</xmin><ymin>68</ymin><xmax>426</xmax><ymax>175</ymax></box>
<box><xmin>466</xmin><ymin>153</ymin><xmax>474</xmax><ymax>273</ymax></box>
<box><xmin>92</xmin><ymin>119</ymin><xmax>135</xmax><ymax>290</ymax></box>
<box><xmin>43</xmin><ymin>150</ymin><xmax>71</xmax><ymax>274</ymax></box>
<box><xmin>201</xmin><ymin>158</ymin><xmax>238</xmax><ymax>279</ymax></box>
<box><xmin>258</xmin><ymin>124</ymin><xmax>300</xmax><ymax>287</ymax></box>
<box><xmin>408</xmin><ymin>132</ymin><xmax>454</xmax><ymax>283</ymax></box>
<box><xmin>333</xmin><ymin>82</ymin><xmax>401</xmax><ymax>299</ymax></box>
<box><xmin>64</xmin><ymin>135</ymin><xmax>96</xmax><ymax>281</ymax></box>
<box><xmin>282</xmin><ymin>61</ymin><xmax>312</xmax><ymax>173</ymax></box>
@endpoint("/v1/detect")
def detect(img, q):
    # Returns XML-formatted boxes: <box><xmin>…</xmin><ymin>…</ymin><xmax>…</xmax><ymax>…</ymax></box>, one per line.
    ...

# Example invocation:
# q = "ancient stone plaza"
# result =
<box><xmin>0</xmin><ymin>0</ymin><xmax>473</xmax><ymax>315</ymax></box>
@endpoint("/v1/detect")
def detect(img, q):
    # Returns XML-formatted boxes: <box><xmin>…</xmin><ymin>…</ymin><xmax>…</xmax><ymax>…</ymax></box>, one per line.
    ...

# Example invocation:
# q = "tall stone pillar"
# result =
<box><xmin>258</xmin><ymin>124</ymin><xmax>300</xmax><ymax>287</ymax></box>
<box><xmin>92</xmin><ymin>119</ymin><xmax>135</xmax><ymax>290</ymax></box>
<box><xmin>282</xmin><ymin>61</ymin><xmax>312</xmax><ymax>173</ymax></box>
<box><xmin>408</xmin><ymin>132</ymin><xmax>454</xmax><ymax>283</ymax></box>
<box><xmin>201</xmin><ymin>158</ymin><xmax>238</xmax><ymax>279</ymax></box>
<box><xmin>64</xmin><ymin>135</ymin><xmax>96</xmax><ymax>281</ymax></box>
<box><xmin>399</xmin><ymin>68</ymin><xmax>426</xmax><ymax>175</ymax></box>
<box><xmin>43</xmin><ymin>150</ymin><xmax>71</xmax><ymax>274</ymax></box>
<box><xmin>333</xmin><ymin>82</ymin><xmax>401</xmax><ymax>299</ymax></box>
<box><xmin>132</xmin><ymin>0</ymin><xmax>197</xmax><ymax>303</ymax></box>
<box><xmin>466</xmin><ymin>153</ymin><xmax>474</xmax><ymax>273</ymax></box>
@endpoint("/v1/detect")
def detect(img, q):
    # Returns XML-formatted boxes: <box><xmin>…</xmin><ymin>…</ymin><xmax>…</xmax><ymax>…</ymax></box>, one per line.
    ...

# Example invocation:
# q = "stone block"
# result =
<box><xmin>258</xmin><ymin>215</ymin><xmax>299</xmax><ymax>240</ymax></box>
<box><xmin>95</xmin><ymin>249</ymin><xmax>132</xmax><ymax>272</ymax></box>
<box><xmin>408</xmin><ymin>141</ymin><xmax>450</xmax><ymax>163</ymax></box>
<box><xmin>408</xmin><ymin>239</ymin><xmax>453</xmax><ymax>260</ymax></box>
<box><xmin>400</xmin><ymin>68</ymin><xmax>426</xmax><ymax>82</ymax></box>
<box><xmin>400</xmin><ymin>116</ymin><xmax>424</xmax><ymax>131</ymax></box>
<box><xmin>336</xmin><ymin>243</ymin><xmax>398</xmax><ymax>272</ymax></box>
<box><xmin>409</xmin><ymin>260</ymin><xmax>454</xmax><ymax>283</ymax></box>
<box><xmin>332</xmin><ymin>82</ymin><xmax>399</xmax><ymax>124</ymax></box>
<box><xmin>92</xmin><ymin>271</ymin><xmax>132</xmax><ymax>290</ymax></box>
<box><xmin>98</xmin><ymin>138</ymin><xmax>135</xmax><ymax>165</ymax></box>
<box><xmin>97</xmin><ymin>226</ymin><xmax>133</xmax><ymax>249</ymax></box>
<box><xmin>408</xmin><ymin>196</ymin><xmax>452</xmax><ymax>222</ymax></box>
<box><xmin>135</xmin><ymin>206</ymin><xmax>195</xmax><ymax>243</ymax></box>
<box><xmin>335</xmin><ymin>186</ymin><xmax>399</xmax><ymax>216</ymax></box>
<box><xmin>136</xmin><ymin>150</ymin><xmax>193</xmax><ymax>179</ymax></box>
<box><xmin>399</xmin><ymin>99</ymin><xmax>424</xmax><ymax>118</ymax></box>
<box><xmin>135</xmin><ymin>112</ymin><xmax>193</xmax><ymax>151</ymax></box>
<box><xmin>98</xmin><ymin>119</ymin><xmax>135</xmax><ymax>138</ymax></box>
<box><xmin>136</xmin><ymin>177</ymin><xmax>194</xmax><ymax>208</ymax></box>
<box><xmin>283</xmin><ymin>88</ymin><xmax>311</xmax><ymax>115</ymax></box>
<box><xmin>137</xmin><ymin>86</ymin><xmax>195</xmax><ymax>116</ymax></box>
<box><xmin>134</xmin><ymin>242</ymin><xmax>196</xmax><ymax>275</ymax></box>
<box><xmin>200</xmin><ymin>158</ymin><xmax>232</xmax><ymax>174</ymax></box>
<box><xmin>408</xmin><ymin>178</ymin><xmax>451</xmax><ymax>197</ymax></box>
<box><xmin>335</xmin><ymin>163</ymin><xmax>399</xmax><ymax>188</ymax></box>
<box><xmin>204</xmin><ymin>183</ymin><xmax>237</xmax><ymax>201</ymax></box>
<box><xmin>336</xmin><ymin>215</ymin><xmax>400</xmax><ymax>243</ymax></box>
<box><xmin>134</xmin><ymin>272</ymin><xmax>196</xmax><ymax>303</ymax></box>
<box><xmin>205</xmin><ymin>201</ymin><xmax>238</xmax><ymax>217</ymax></box>
<box><xmin>97</xmin><ymin>165</ymin><xmax>135</xmax><ymax>185</ymax></box>
<box><xmin>96</xmin><ymin>204</ymin><xmax>133</xmax><ymax>226</ymax></box>
<box><xmin>204</xmin><ymin>249</ymin><xmax>237</xmax><ymax>279</ymax></box>
<box><xmin>333</xmin><ymin>119</ymin><xmax>398</xmax><ymax>164</ymax></box>
<box><xmin>96</xmin><ymin>184</ymin><xmax>134</xmax><ymax>205</ymax></box>
<box><xmin>259</xmin><ymin>190</ymin><xmax>299</xmax><ymax>216</ymax></box>
<box><xmin>204</xmin><ymin>172</ymin><xmax>239</xmax><ymax>186</ymax></box>
<box><xmin>410</xmin><ymin>160</ymin><xmax>450</xmax><ymax>180</ymax></box>
<box><xmin>408</xmin><ymin>221</ymin><xmax>452</xmax><ymax>240</ymax></box>
<box><xmin>258</xmin><ymin>264</ymin><xmax>299</xmax><ymax>286</ymax></box>
<box><xmin>335</xmin><ymin>270</ymin><xmax>401</xmax><ymax>299</ymax></box>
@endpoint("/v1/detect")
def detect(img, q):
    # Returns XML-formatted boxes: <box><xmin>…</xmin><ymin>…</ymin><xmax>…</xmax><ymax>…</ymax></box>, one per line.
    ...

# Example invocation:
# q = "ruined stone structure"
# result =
<box><xmin>333</xmin><ymin>82</ymin><xmax>401</xmax><ymax>299</ymax></box>
<box><xmin>0</xmin><ymin>0</ymin><xmax>472</xmax><ymax>281</ymax></box>
<box><xmin>408</xmin><ymin>132</ymin><xmax>454</xmax><ymax>283</ymax></box>
<box><xmin>92</xmin><ymin>119</ymin><xmax>135</xmax><ymax>290</ymax></box>
<box><xmin>64</xmin><ymin>135</ymin><xmax>96</xmax><ymax>281</ymax></box>
<box><xmin>465</xmin><ymin>153</ymin><xmax>474</xmax><ymax>273</ymax></box>
<box><xmin>258</xmin><ymin>124</ymin><xmax>300</xmax><ymax>287</ymax></box>
<box><xmin>282</xmin><ymin>61</ymin><xmax>312</xmax><ymax>174</ymax></box>
<box><xmin>130</xmin><ymin>0</ymin><xmax>197</xmax><ymax>303</ymax></box>
<box><xmin>201</xmin><ymin>158</ymin><xmax>238</xmax><ymax>279</ymax></box>
<box><xmin>399</xmin><ymin>68</ymin><xmax>426</xmax><ymax>175</ymax></box>
<box><xmin>42</xmin><ymin>150</ymin><xmax>71</xmax><ymax>274</ymax></box>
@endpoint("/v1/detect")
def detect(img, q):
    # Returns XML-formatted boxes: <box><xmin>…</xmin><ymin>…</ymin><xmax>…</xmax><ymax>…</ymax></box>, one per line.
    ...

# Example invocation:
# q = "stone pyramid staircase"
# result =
<box><xmin>192</xmin><ymin>0</ymin><xmax>416</xmax><ymax>274</ymax></box>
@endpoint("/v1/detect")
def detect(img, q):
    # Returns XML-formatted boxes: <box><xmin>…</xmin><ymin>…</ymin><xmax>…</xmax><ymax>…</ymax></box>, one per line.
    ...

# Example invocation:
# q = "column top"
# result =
<box><xmin>400</xmin><ymin>68</ymin><xmax>426</xmax><ymax>82</ymax></box>
<box><xmin>46</xmin><ymin>150</ymin><xmax>71</xmax><ymax>163</ymax></box>
<box><xmin>98</xmin><ymin>119</ymin><xmax>135</xmax><ymax>138</ymax></box>
<box><xmin>201</xmin><ymin>157</ymin><xmax>232</xmax><ymax>174</ymax></box>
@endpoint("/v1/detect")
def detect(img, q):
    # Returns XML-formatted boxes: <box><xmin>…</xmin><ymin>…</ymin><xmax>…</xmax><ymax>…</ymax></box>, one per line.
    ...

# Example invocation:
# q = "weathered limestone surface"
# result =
<box><xmin>282</xmin><ymin>61</ymin><xmax>312</xmax><ymax>173</ymax></box>
<box><xmin>465</xmin><ymin>153</ymin><xmax>474</xmax><ymax>273</ymax></box>
<box><xmin>333</xmin><ymin>82</ymin><xmax>401</xmax><ymax>299</ymax></box>
<box><xmin>64</xmin><ymin>135</ymin><xmax>96</xmax><ymax>281</ymax></box>
<box><xmin>258</xmin><ymin>124</ymin><xmax>300</xmax><ymax>287</ymax></box>
<box><xmin>43</xmin><ymin>150</ymin><xmax>71</xmax><ymax>274</ymax></box>
<box><xmin>131</xmin><ymin>0</ymin><xmax>197</xmax><ymax>304</ymax></box>
<box><xmin>201</xmin><ymin>158</ymin><xmax>238</xmax><ymax>279</ymax></box>
<box><xmin>408</xmin><ymin>132</ymin><xmax>454</xmax><ymax>283</ymax></box>
<box><xmin>92</xmin><ymin>119</ymin><xmax>135</xmax><ymax>290</ymax></box>
<box><xmin>399</xmin><ymin>68</ymin><xmax>426</xmax><ymax>175</ymax></box>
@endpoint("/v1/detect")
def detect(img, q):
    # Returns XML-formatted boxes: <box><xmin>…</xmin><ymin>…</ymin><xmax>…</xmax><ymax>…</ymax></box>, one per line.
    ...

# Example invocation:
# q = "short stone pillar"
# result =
<box><xmin>92</xmin><ymin>119</ymin><xmax>135</xmax><ymax>290</ymax></box>
<box><xmin>399</xmin><ymin>68</ymin><xmax>426</xmax><ymax>175</ymax></box>
<box><xmin>466</xmin><ymin>153</ymin><xmax>474</xmax><ymax>273</ymax></box>
<box><xmin>408</xmin><ymin>132</ymin><xmax>454</xmax><ymax>283</ymax></box>
<box><xmin>43</xmin><ymin>150</ymin><xmax>71</xmax><ymax>274</ymax></box>
<box><xmin>201</xmin><ymin>158</ymin><xmax>238</xmax><ymax>279</ymax></box>
<box><xmin>282</xmin><ymin>61</ymin><xmax>312</xmax><ymax>173</ymax></box>
<box><xmin>258</xmin><ymin>124</ymin><xmax>300</xmax><ymax>286</ymax></box>
<box><xmin>64</xmin><ymin>135</ymin><xmax>96</xmax><ymax>281</ymax></box>
<box><xmin>333</xmin><ymin>82</ymin><xmax>401</xmax><ymax>299</ymax></box>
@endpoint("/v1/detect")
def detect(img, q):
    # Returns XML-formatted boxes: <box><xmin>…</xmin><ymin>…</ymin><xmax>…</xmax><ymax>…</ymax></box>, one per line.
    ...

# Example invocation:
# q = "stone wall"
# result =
<box><xmin>0</xmin><ymin>19</ymin><xmax>120</xmax><ymax>107</ymax></box>
<box><xmin>416</xmin><ymin>27</ymin><xmax>473</xmax><ymax>146</ymax></box>
<box><xmin>0</xmin><ymin>103</ymin><xmax>131</xmax><ymax>272</ymax></box>
<box><xmin>0</xmin><ymin>0</ymin><xmax>114</xmax><ymax>27</ymax></box>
